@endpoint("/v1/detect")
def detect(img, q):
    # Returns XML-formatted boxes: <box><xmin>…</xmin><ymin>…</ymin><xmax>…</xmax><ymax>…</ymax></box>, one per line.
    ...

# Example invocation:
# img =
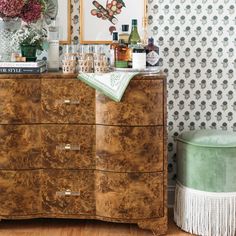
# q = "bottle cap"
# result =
<box><xmin>112</xmin><ymin>31</ymin><xmax>118</xmax><ymax>41</ymax></box>
<box><xmin>148</xmin><ymin>37</ymin><xmax>154</xmax><ymax>44</ymax></box>
<box><xmin>122</xmin><ymin>24</ymin><xmax>129</xmax><ymax>32</ymax></box>
<box><xmin>132</xmin><ymin>19</ymin><xmax>138</xmax><ymax>26</ymax></box>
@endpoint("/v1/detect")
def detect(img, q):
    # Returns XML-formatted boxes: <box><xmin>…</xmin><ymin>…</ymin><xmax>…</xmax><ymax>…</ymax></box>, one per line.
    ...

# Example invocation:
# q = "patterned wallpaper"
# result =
<box><xmin>69</xmin><ymin>0</ymin><xmax>236</xmax><ymax>187</ymax></box>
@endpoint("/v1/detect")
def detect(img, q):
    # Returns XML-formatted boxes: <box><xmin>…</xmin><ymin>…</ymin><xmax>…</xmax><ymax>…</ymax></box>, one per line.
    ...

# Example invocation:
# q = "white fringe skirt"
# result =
<box><xmin>174</xmin><ymin>182</ymin><xmax>236</xmax><ymax>236</ymax></box>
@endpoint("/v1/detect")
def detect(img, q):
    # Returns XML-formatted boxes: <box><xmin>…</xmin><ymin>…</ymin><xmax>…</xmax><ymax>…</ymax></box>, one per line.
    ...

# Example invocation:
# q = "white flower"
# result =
<box><xmin>11</xmin><ymin>25</ymin><xmax>47</xmax><ymax>51</ymax></box>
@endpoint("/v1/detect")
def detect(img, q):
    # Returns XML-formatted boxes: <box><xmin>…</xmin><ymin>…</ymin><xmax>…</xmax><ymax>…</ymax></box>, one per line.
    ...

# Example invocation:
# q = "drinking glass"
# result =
<box><xmin>78</xmin><ymin>45</ymin><xmax>94</xmax><ymax>73</ymax></box>
<box><xmin>93</xmin><ymin>45</ymin><xmax>109</xmax><ymax>73</ymax></box>
<box><xmin>62</xmin><ymin>44</ymin><xmax>77</xmax><ymax>74</ymax></box>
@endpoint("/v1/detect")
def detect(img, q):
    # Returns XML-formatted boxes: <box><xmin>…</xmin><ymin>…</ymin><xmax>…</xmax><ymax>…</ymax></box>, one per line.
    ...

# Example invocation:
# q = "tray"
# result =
<box><xmin>111</xmin><ymin>66</ymin><xmax>161</xmax><ymax>74</ymax></box>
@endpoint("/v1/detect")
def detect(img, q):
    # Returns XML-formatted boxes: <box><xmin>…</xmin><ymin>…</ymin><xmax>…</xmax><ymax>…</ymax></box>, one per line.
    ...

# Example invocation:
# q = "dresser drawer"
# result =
<box><xmin>41</xmin><ymin>79</ymin><xmax>95</xmax><ymax>124</ymax></box>
<box><xmin>0</xmin><ymin>79</ymin><xmax>41</xmax><ymax>124</ymax></box>
<box><xmin>0</xmin><ymin>170</ymin><xmax>41</xmax><ymax>216</ymax></box>
<box><xmin>0</xmin><ymin>125</ymin><xmax>41</xmax><ymax>169</ymax></box>
<box><xmin>42</xmin><ymin>170</ymin><xmax>95</xmax><ymax>215</ymax></box>
<box><xmin>41</xmin><ymin>125</ymin><xmax>95</xmax><ymax>169</ymax></box>
<box><xmin>96</xmin><ymin>80</ymin><xmax>163</xmax><ymax>126</ymax></box>
<box><xmin>95</xmin><ymin>171</ymin><xmax>164</xmax><ymax>219</ymax></box>
<box><xmin>96</xmin><ymin>126</ymin><xmax>163</xmax><ymax>172</ymax></box>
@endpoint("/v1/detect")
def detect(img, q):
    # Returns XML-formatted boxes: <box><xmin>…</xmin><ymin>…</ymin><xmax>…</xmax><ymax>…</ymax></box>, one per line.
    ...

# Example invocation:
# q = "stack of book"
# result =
<box><xmin>0</xmin><ymin>60</ymin><xmax>47</xmax><ymax>74</ymax></box>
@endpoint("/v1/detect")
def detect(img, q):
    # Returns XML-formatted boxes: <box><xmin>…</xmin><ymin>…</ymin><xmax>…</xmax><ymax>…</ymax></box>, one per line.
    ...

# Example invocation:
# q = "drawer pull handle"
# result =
<box><xmin>56</xmin><ymin>189</ymin><xmax>80</xmax><ymax>197</ymax></box>
<box><xmin>56</xmin><ymin>144</ymin><xmax>81</xmax><ymax>151</ymax></box>
<box><xmin>65</xmin><ymin>144</ymin><xmax>71</xmax><ymax>150</ymax></box>
<box><xmin>63</xmin><ymin>99</ymin><xmax>80</xmax><ymax>105</ymax></box>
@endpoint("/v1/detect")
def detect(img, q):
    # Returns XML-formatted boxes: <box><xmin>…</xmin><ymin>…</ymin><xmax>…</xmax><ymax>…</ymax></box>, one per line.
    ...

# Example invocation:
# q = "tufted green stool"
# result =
<box><xmin>174</xmin><ymin>130</ymin><xmax>236</xmax><ymax>236</ymax></box>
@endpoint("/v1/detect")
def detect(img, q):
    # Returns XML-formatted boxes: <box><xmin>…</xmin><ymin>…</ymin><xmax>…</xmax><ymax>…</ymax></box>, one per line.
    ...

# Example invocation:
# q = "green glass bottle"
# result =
<box><xmin>128</xmin><ymin>19</ymin><xmax>141</xmax><ymax>46</ymax></box>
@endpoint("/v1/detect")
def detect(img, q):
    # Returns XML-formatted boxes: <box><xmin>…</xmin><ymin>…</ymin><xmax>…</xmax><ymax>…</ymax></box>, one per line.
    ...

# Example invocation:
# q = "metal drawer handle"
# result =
<box><xmin>63</xmin><ymin>99</ymin><xmax>80</xmax><ymax>105</ymax></box>
<box><xmin>65</xmin><ymin>144</ymin><xmax>71</xmax><ymax>150</ymax></box>
<box><xmin>56</xmin><ymin>189</ymin><xmax>80</xmax><ymax>197</ymax></box>
<box><xmin>56</xmin><ymin>144</ymin><xmax>81</xmax><ymax>151</ymax></box>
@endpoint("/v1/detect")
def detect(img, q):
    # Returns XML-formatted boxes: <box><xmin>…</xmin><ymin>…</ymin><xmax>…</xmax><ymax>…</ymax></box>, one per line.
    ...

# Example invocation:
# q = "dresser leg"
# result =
<box><xmin>137</xmin><ymin>216</ymin><xmax>167</xmax><ymax>235</ymax></box>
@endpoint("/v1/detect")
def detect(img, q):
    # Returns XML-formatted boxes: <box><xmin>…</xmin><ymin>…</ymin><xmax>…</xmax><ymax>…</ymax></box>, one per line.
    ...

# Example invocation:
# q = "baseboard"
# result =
<box><xmin>168</xmin><ymin>185</ymin><xmax>175</xmax><ymax>208</ymax></box>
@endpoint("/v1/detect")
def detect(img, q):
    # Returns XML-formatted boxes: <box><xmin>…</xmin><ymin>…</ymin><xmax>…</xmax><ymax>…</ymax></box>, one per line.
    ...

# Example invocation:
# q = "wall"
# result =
<box><xmin>70</xmin><ymin>0</ymin><xmax>236</xmax><ymax>204</ymax></box>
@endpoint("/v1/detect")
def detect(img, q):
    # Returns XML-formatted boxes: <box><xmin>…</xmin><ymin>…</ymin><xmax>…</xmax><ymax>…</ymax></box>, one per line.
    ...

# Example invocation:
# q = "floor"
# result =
<box><xmin>0</xmin><ymin>211</ymin><xmax>192</xmax><ymax>236</ymax></box>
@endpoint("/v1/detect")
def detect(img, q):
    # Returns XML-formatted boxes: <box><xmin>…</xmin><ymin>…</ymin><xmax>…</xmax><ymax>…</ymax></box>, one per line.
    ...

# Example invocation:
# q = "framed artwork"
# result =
<box><xmin>58</xmin><ymin>0</ymin><xmax>71</xmax><ymax>44</ymax></box>
<box><xmin>79</xmin><ymin>0</ymin><xmax>147</xmax><ymax>44</ymax></box>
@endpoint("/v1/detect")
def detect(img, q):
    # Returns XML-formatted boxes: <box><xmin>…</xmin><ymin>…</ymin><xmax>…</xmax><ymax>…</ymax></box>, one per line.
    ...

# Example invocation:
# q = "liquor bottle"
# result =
<box><xmin>48</xmin><ymin>18</ymin><xmax>59</xmax><ymax>71</ymax></box>
<box><xmin>132</xmin><ymin>43</ymin><xmax>146</xmax><ymax>70</ymax></box>
<box><xmin>119</xmin><ymin>25</ymin><xmax>129</xmax><ymax>44</ymax></box>
<box><xmin>128</xmin><ymin>19</ymin><xmax>141</xmax><ymax>46</ymax></box>
<box><xmin>115</xmin><ymin>39</ymin><xmax>129</xmax><ymax>68</ymax></box>
<box><xmin>145</xmin><ymin>37</ymin><xmax>159</xmax><ymax>67</ymax></box>
<box><xmin>110</xmin><ymin>31</ymin><xmax>119</xmax><ymax>67</ymax></box>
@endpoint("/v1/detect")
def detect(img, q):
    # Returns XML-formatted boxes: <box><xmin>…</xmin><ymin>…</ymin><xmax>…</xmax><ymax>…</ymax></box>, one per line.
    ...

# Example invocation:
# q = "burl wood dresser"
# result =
<box><xmin>0</xmin><ymin>72</ymin><xmax>167</xmax><ymax>235</ymax></box>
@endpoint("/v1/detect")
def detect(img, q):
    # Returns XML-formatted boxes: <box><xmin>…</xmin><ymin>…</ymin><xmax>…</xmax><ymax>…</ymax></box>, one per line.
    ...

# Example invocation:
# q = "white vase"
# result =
<box><xmin>0</xmin><ymin>17</ymin><xmax>21</xmax><ymax>61</ymax></box>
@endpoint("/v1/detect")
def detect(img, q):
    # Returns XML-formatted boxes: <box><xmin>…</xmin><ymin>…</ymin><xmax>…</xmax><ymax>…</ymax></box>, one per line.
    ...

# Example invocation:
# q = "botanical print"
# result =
<box><xmin>90</xmin><ymin>0</ymin><xmax>126</xmax><ymax>25</ymax></box>
<box><xmin>80</xmin><ymin>0</ymin><xmax>144</xmax><ymax>43</ymax></box>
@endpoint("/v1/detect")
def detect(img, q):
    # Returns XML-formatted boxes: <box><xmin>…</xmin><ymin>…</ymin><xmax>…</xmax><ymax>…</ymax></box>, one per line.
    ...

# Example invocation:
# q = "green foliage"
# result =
<box><xmin>11</xmin><ymin>25</ymin><xmax>47</xmax><ymax>51</ymax></box>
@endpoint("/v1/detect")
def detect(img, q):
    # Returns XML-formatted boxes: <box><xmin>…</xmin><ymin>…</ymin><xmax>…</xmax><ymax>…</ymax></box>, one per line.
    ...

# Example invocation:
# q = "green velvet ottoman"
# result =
<box><xmin>174</xmin><ymin>130</ymin><xmax>236</xmax><ymax>236</ymax></box>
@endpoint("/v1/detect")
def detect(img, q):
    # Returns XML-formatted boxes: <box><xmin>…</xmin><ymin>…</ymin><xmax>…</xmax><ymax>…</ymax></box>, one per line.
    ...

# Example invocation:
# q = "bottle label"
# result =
<box><xmin>132</xmin><ymin>53</ymin><xmax>146</xmax><ymax>70</ymax></box>
<box><xmin>115</xmin><ymin>61</ymin><xmax>128</xmax><ymax>68</ymax></box>
<box><xmin>146</xmin><ymin>51</ymin><xmax>159</xmax><ymax>66</ymax></box>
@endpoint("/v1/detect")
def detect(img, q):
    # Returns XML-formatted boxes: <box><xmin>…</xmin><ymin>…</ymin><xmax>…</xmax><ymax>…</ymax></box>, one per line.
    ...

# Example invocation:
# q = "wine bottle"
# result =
<box><xmin>128</xmin><ymin>19</ymin><xmax>141</xmax><ymax>46</ymax></box>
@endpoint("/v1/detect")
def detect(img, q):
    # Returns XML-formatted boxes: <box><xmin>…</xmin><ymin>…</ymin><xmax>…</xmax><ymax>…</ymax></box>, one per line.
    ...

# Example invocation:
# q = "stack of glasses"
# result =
<box><xmin>62</xmin><ymin>45</ymin><xmax>110</xmax><ymax>74</ymax></box>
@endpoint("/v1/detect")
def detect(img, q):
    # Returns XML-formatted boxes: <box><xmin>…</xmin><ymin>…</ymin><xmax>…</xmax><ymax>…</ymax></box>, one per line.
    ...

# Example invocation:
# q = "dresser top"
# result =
<box><xmin>0</xmin><ymin>71</ymin><xmax>166</xmax><ymax>80</ymax></box>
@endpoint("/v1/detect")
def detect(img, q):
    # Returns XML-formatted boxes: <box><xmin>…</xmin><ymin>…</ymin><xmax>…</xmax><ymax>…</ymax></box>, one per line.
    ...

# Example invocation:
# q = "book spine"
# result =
<box><xmin>0</xmin><ymin>62</ymin><xmax>45</xmax><ymax>68</ymax></box>
<box><xmin>0</xmin><ymin>67</ymin><xmax>46</xmax><ymax>74</ymax></box>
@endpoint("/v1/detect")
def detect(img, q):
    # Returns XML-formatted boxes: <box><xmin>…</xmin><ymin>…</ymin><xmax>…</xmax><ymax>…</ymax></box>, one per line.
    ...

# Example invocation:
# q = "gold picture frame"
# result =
<box><xmin>58</xmin><ymin>0</ymin><xmax>71</xmax><ymax>44</ymax></box>
<box><xmin>79</xmin><ymin>0</ymin><xmax>147</xmax><ymax>44</ymax></box>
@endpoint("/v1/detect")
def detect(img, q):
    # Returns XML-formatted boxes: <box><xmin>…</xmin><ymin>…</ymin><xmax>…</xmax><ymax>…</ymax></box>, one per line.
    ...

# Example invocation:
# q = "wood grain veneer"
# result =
<box><xmin>96</xmin><ymin>125</ymin><xmax>163</xmax><ymax>172</ymax></box>
<box><xmin>96</xmin><ymin>80</ymin><xmax>163</xmax><ymax>126</ymax></box>
<box><xmin>0</xmin><ymin>72</ymin><xmax>167</xmax><ymax>235</ymax></box>
<box><xmin>0</xmin><ymin>79</ymin><xmax>40</xmax><ymax>124</ymax></box>
<box><xmin>0</xmin><ymin>170</ymin><xmax>41</xmax><ymax>216</ymax></box>
<box><xmin>95</xmin><ymin>171</ymin><xmax>164</xmax><ymax>220</ymax></box>
<box><xmin>41</xmin><ymin>125</ymin><xmax>95</xmax><ymax>169</ymax></box>
<box><xmin>41</xmin><ymin>79</ymin><xmax>95</xmax><ymax>124</ymax></box>
<box><xmin>0</xmin><ymin>125</ymin><xmax>41</xmax><ymax>169</ymax></box>
<box><xmin>41</xmin><ymin>170</ymin><xmax>95</xmax><ymax>215</ymax></box>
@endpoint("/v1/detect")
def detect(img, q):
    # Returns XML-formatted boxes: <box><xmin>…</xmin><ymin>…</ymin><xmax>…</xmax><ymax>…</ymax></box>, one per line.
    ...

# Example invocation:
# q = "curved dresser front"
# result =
<box><xmin>0</xmin><ymin>72</ymin><xmax>167</xmax><ymax>235</ymax></box>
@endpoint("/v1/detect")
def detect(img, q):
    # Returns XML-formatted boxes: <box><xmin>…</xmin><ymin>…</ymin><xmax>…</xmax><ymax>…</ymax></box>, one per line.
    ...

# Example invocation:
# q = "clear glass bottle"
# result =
<box><xmin>119</xmin><ymin>25</ymin><xmax>129</xmax><ymax>44</ymax></box>
<box><xmin>110</xmin><ymin>31</ymin><xmax>119</xmax><ymax>67</ymax></box>
<box><xmin>48</xmin><ymin>18</ymin><xmax>59</xmax><ymax>71</ymax></box>
<box><xmin>145</xmin><ymin>37</ymin><xmax>159</xmax><ymax>67</ymax></box>
<box><xmin>128</xmin><ymin>19</ymin><xmax>141</xmax><ymax>46</ymax></box>
<box><xmin>115</xmin><ymin>39</ymin><xmax>129</xmax><ymax>68</ymax></box>
<box><xmin>132</xmin><ymin>43</ymin><xmax>146</xmax><ymax>70</ymax></box>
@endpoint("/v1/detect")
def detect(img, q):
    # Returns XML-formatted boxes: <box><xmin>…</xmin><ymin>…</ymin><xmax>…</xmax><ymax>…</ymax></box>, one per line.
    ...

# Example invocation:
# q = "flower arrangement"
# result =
<box><xmin>0</xmin><ymin>0</ymin><xmax>46</xmax><ymax>23</ymax></box>
<box><xmin>11</xmin><ymin>25</ymin><xmax>47</xmax><ymax>50</ymax></box>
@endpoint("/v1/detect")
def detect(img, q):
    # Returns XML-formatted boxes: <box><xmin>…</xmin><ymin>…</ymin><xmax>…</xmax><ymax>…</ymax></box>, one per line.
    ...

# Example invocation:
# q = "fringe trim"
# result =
<box><xmin>174</xmin><ymin>182</ymin><xmax>236</xmax><ymax>236</ymax></box>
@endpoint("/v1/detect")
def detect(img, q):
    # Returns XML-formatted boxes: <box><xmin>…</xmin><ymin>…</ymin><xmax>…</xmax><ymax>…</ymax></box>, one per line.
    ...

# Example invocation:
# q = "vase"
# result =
<box><xmin>0</xmin><ymin>17</ymin><xmax>21</xmax><ymax>61</ymax></box>
<box><xmin>20</xmin><ymin>44</ymin><xmax>37</xmax><ymax>62</ymax></box>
